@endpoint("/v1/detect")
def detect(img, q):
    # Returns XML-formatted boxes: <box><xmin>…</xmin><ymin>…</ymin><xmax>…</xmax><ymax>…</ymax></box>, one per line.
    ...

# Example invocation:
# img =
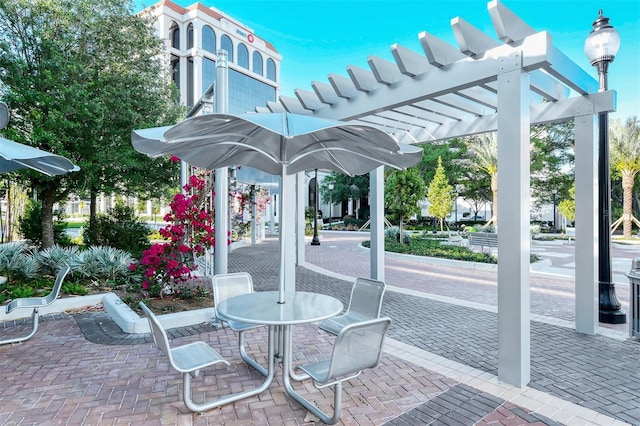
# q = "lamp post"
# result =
<box><xmin>350</xmin><ymin>184</ymin><xmax>359</xmax><ymax>218</ymax></box>
<box><xmin>311</xmin><ymin>169</ymin><xmax>320</xmax><ymax>245</ymax></box>
<box><xmin>584</xmin><ymin>10</ymin><xmax>626</xmax><ymax>324</ymax></box>
<box><xmin>328</xmin><ymin>183</ymin><xmax>334</xmax><ymax>228</ymax></box>
<box><xmin>552</xmin><ymin>189</ymin><xmax>557</xmax><ymax>232</ymax></box>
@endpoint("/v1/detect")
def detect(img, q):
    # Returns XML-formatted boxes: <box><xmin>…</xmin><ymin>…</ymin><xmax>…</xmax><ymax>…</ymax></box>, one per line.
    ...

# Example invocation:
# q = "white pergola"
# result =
<box><xmin>258</xmin><ymin>0</ymin><xmax>614</xmax><ymax>387</ymax></box>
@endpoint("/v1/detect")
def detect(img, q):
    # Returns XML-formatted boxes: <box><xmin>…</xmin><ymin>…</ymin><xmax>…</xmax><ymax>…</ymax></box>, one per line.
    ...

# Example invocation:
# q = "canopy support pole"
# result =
<box><xmin>370</xmin><ymin>167</ymin><xmax>385</xmax><ymax>281</ymax></box>
<box><xmin>214</xmin><ymin>49</ymin><xmax>229</xmax><ymax>275</ymax></box>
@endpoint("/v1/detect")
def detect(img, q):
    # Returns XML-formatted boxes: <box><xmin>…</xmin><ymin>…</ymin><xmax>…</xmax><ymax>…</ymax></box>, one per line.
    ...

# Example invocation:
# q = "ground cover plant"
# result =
<box><xmin>363</xmin><ymin>234</ymin><xmax>497</xmax><ymax>264</ymax></box>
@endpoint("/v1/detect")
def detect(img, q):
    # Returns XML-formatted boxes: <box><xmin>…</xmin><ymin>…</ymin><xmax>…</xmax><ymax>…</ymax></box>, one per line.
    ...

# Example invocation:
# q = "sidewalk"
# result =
<box><xmin>0</xmin><ymin>233</ymin><xmax>638</xmax><ymax>425</ymax></box>
<box><xmin>304</xmin><ymin>232</ymin><xmax>640</xmax><ymax>424</ymax></box>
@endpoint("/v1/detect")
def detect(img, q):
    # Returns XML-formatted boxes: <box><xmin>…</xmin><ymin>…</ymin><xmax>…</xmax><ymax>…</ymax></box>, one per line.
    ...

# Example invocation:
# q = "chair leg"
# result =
<box><xmin>238</xmin><ymin>330</ymin><xmax>268</xmax><ymax>376</ymax></box>
<box><xmin>0</xmin><ymin>308</ymin><xmax>40</xmax><ymax>346</ymax></box>
<box><xmin>284</xmin><ymin>378</ymin><xmax>344</xmax><ymax>425</ymax></box>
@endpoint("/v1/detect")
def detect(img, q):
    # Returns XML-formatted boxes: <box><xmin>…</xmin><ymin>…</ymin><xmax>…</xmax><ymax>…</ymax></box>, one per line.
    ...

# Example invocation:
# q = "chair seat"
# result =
<box><xmin>6</xmin><ymin>297</ymin><xmax>49</xmax><ymax>313</ymax></box>
<box><xmin>318</xmin><ymin>313</ymin><xmax>369</xmax><ymax>336</ymax></box>
<box><xmin>299</xmin><ymin>359</ymin><xmax>330</xmax><ymax>382</ymax></box>
<box><xmin>170</xmin><ymin>341</ymin><xmax>229</xmax><ymax>373</ymax></box>
<box><xmin>227</xmin><ymin>319</ymin><xmax>262</xmax><ymax>332</ymax></box>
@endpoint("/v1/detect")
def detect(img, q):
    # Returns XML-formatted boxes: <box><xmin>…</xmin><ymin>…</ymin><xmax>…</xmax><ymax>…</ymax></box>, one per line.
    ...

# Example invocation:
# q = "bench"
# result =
<box><xmin>468</xmin><ymin>232</ymin><xmax>498</xmax><ymax>253</ymax></box>
<box><xmin>1</xmin><ymin>265</ymin><xmax>70</xmax><ymax>345</ymax></box>
<box><xmin>440</xmin><ymin>231</ymin><xmax>468</xmax><ymax>247</ymax></box>
<box><xmin>566</xmin><ymin>227</ymin><xmax>575</xmax><ymax>242</ymax></box>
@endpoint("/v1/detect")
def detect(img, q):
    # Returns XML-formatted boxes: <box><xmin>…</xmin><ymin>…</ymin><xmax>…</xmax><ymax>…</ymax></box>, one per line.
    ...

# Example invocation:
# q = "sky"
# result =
<box><xmin>136</xmin><ymin>0</ymin><xmax>640</xmax><ymax>120</ymax></box>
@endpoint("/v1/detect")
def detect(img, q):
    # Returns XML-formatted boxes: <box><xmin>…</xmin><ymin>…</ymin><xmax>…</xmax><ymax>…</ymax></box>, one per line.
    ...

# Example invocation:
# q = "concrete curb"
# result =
<box><xmin>103</xmin><ymin>293</ymin><xmax>215</xmax><ymax>334</ymax></box>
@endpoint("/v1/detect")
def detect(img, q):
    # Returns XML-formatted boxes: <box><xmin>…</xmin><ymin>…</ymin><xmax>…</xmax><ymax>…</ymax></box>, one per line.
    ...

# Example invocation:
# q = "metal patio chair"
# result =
<box><xmin>139</xmin><ymin>302</ymin><xmax>230</xmax><ymax>412</ymax></box>
<box><xmin>1</xmin><ymin>265</ymin><xmax>71</xmax><ymax>345</ymax></box>
<box><xmin>318</xmin><ymin>277</ymin><xmax>386</xmax><ymax>335</ymax></box>
<box><xmin>212</xmin><ymin>272</ymin><xmax>267</xmax><ymax>375</ymax></box>
<box><xmin>294</xmin><ymin>317</ymin><xmax>392</xmax><ymax>424</ymax></box>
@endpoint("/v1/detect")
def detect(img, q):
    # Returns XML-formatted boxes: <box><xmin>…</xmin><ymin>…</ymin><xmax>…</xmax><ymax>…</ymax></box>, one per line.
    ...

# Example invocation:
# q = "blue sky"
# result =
<box><xmin>137</xmin><ymin>0</ymin><xmax>639</xmax><ymax>120</ymax></box>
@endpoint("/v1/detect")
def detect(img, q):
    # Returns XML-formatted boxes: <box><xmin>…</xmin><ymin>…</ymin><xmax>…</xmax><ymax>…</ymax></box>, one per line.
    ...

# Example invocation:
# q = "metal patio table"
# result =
<box><xmin>217</xmin><ymin>291</ymin><xmax>343</xmax><ymax>406</ymax></box>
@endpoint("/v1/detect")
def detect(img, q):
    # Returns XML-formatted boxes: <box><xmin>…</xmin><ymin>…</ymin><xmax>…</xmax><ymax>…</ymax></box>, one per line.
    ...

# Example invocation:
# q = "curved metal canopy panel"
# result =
<box><xmin>257</xmin><ymin>0</ymin><xmax>612</xmax><ymax>142</ymax></box>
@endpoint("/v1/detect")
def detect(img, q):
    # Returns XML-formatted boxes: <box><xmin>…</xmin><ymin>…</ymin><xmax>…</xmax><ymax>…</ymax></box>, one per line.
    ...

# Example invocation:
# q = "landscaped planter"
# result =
<box><xmin>0</xmin><ymin>292</ymin><xmax>215</xmax><ymax>335</ymax></box>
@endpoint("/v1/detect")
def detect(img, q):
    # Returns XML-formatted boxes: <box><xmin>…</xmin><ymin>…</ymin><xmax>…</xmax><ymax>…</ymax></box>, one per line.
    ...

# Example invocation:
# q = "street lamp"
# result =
<box><xmin>584</xmin><ymin>10</ymin><xmax>626</xmax><ymax>324</ymax></box>
<box><xmin>311</xmin><ymin>169</ymin><xmax>321</xmax><ymax>246</ymax></box>
<box><xmin>552</xmin><ymin>189</ymin><xmax>557</xmax><ymax>232</ymax></box>
<box><xmin>350</xmin><ymin>184</ymin><xmax>359</xmax><ymax>218</ymax></box>
<box><xmin>328</xmin><ymin>183</ymin><xmax>334</xmax><ymax>228</ymax></box>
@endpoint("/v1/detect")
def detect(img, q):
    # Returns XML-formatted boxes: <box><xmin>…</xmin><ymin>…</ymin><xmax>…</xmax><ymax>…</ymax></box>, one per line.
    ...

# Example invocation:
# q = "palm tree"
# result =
<box><xmin>610</xmin><ymin>116</ymin><xmax>640</xmax><ymax>238</ymax></box>
<box><xmin>465</xmin><ymin>133</ymin><xmax>498</xmax><ymax>226</ymax></box>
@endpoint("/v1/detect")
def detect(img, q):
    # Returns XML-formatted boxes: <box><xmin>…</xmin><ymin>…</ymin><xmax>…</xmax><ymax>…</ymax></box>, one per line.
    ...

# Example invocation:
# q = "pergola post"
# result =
<box><xmin>281</xmin><ymin>174</ymin><xmax>297</xmax><ymax>293</ymax></box>
<box><xmin>574</xmin><ymin>102</ymin><xmax>598</xmax><ymax>334</ymax></box>
<box><xmin>370</xmin><ymin>167</ymin><xmax>385</xmax><ymax>281</ymax></box>
<box><xmin>296</xmin><ymin>172</ymin><xmax>306</xmax><ymax>268</ymax></box>
<box><xmin>496</xmin><ymin>57</ymin><xmax>531</xmax><ymax>387</ymax></box>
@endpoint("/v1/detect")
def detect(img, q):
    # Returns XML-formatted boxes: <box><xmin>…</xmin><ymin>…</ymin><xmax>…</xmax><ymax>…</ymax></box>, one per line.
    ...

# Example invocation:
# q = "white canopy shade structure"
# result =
<box><xmin>256</xmin><ymin>0</ymin><xmax>612</xmax><ymax>387</ymax></box>
<box><xmin>0</xmin><ymin>102</ymin><xmax>79</xmax><ymax>176</ymax></box>
<box><xmin>0</xmin><ymin>137</ymin><xmax>80</xmax><ymax>176</ymax></box>
<box><xmin>132</xmin><ymin>112</ymin><xmax>423</xmax><ymax>304</ymax></box>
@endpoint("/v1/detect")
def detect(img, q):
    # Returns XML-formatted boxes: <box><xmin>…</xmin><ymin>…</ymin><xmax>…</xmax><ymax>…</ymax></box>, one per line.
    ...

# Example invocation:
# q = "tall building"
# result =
<box><xmin>142</xmin><ymin>0</ymin><xmax>282</xmax><ymax>185</ymax></box>
<box><xmin>144</xmin><ymin>0</ymin><xmax>281</xmax><ymax>113</ymax></box>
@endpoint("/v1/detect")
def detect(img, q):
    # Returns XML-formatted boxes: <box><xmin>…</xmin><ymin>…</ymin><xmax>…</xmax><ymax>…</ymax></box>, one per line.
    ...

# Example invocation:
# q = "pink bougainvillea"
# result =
<box><xmin>132</xmin><ymin>175</ymin><xmax>215</xmax><ymax>295</ymax></box>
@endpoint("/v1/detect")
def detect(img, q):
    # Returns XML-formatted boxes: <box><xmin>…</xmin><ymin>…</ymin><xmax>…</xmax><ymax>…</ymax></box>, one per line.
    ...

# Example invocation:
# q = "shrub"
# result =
<box><xmin>18</xmin><ymin>200</ymin><xmax>70</xmax><ymax>247</ymax></box>
<box><xmin>0</xmin><ymin>241</ymin><xmax>41</xmax><ymax>279</ymax></box>
<box><xmin>83</xmin><ymin>204</ymin><xmax>151</xmax><ymax>258</ymax></box>
<box><xmin>69</xmin><ymin>246</ymin><xmax>138</xmax><ymax>288</ymax></box>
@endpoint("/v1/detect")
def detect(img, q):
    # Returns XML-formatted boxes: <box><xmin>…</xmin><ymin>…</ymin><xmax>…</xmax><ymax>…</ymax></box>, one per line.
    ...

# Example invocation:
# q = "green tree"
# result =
<box><xmin>427</xmin><ymin>157</ymin><xmax>453</xmax><ymax>231</ymax></box>
<box><xmin>610</xmin><ymin>116</ymin><xmax>640</xmax><ymax>238</ymax></box>
<box><xmin>385</xmin><ymin>167</ymin><xmax>426</xmax><ymax>244</ymax></box>
<box><xmin>464</xmin><ymin>132</ymin><xmax>498</xmax><ymax>226</ymax></box>
<box><xmin>0</xmin><ymin>0</ymin><xmax>183</xmax><ymax>248</ymax></box>
<box><xmin>558</xmin><ymin>184</ymin><xmax>575</xmax><ymax>223</ymax></box>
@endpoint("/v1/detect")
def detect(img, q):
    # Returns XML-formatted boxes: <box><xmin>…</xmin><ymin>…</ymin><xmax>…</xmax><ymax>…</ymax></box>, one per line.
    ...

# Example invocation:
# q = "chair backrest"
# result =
<box><xmin>346</xmin><ymin>277</ymin><xmax>385</xmax><ymax>319</ymax></box>
<box><xmin>44</xmin><ymin>264</ymin><xmax>71</xmax><ymax>306</ymax></box>
<box><xmin>324</xmin><ymin>317</ymin><xmax>391</xmax><ymax>381</ymax></box>
<box><xmin>139</xmin><ymin>302</ymin><xmax>175</xmax><ymax>366</ymax></box>
<box><xmin>212</xmin><ymin>272</ymin><xmax>254</xmax><ymax>307</ymax></box>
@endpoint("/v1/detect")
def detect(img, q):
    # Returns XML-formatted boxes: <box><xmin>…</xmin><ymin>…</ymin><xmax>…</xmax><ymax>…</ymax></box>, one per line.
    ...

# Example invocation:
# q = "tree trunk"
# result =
<box><xmin>489</xmin><ymin>172</ymin><xmax>498</xmax><ymax>227</ymax></box>
<box><xmin>40</xmin><ymin>186</ymin><xmax>56</xmax><ymax>249</ymax></box>
<box><xmin>89</xmin><ymin>190</ymin><xmax>98</xmax><ymax>230</ymax></box>
<box><xmin>622</xmin><ymin>172</ymin><xmax>635</xmax><ymax>238</ymax></box>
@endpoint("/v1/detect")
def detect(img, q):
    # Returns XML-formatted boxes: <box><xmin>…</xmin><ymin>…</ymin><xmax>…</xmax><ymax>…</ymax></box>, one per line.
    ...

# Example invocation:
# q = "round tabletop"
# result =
<box><xmin>217</xmin><ymin>291</ymin><xmax>343</xmax><ymax>326</ymax></box>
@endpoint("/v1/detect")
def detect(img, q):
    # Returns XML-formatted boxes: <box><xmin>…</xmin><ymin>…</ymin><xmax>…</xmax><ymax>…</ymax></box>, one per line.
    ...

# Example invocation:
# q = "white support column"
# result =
<box><xmin>496</xmin><ymin>57</ymin><xmax>531</xmax><ymax>387</ymax></box>
<box><xmin>251</xmin><ymin>186</ymin><xmax>257</xmax><ymax>246</ymax></box>
<box><xmin>214</xmin><ymin>50</ymin><xmax>229</xmax><ymax>275</ymax></box>
<box><xmin>574</xmin><ymin>100</ymin><xmax>598</xmax><ymax>334</ymax></box>
<box><xmin>270</xmin><ymin>193</ymin><xmax>276</xmax><ymax>234</ymax></box>
<box><xmin>296</xmin><ymin>172</ymin><xmax>306</xmax><ymax>266</ymax></box>
<box><xmin>370</xmin><ymin>167</ymin><xmax>384</xmax><ymax>281</ymax></box>
<box><xmin>282</xmin><ymin>174</ymin><xmax>297</xmax><ymax>292</ymax></box>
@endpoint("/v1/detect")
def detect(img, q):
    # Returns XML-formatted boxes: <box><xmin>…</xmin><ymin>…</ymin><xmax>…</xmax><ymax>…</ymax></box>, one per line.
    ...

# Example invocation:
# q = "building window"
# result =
<box><xmin>187</xmin><ymin>57</ymin><xmax>194</xmax><ymax>107</ymax></box>
<box><xmin>266</xmin><ymin>58</ymin><xmax>276</xmax><ymax>82</ymax></box>
<box><xmin>237</xmin><ymin>43</ymin><xmax>249</xmax><ymax>69</ymax></box>
<box><xmin>170</xmin><ymin>22</ymin><xmax>180</xmax><ymax>49</ymax></box>
<box><xmin>221</xmin><ymin>35</ymin><xmax>233</xmax><ymax>62</ymax></box>
<box><xmin>187</xmin><ymin>23</ymin><xmax>194</xmax><ymax>49</ymax></box>
<box><xmin>252</xmin><ymin>51</ymin><xmax>263</xmax><ymax>75</ymax></box>
<box><xmin>202</xmin><ymin>25</ymin><xmax>216</xmax><ymax>53</ymax></box>
<box><xmin>171</xmin><ymin>54</ymin><xmax>180</xmax><ymax>87</ymax></box>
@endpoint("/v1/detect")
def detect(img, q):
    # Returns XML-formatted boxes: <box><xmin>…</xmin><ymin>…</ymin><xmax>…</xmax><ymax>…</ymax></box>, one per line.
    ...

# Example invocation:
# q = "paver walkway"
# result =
<box><xmin>0</xmin><ymin>232</ymin><xmax>638</xmax><ymax>425</ymax></box>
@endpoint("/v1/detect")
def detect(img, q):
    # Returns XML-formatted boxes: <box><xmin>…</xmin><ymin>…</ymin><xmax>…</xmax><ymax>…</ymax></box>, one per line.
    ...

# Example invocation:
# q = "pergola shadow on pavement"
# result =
<box><xmin>255</xmin><ymin>0</ymin><xmax>614</xmax><ymax>387</ymax></box>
